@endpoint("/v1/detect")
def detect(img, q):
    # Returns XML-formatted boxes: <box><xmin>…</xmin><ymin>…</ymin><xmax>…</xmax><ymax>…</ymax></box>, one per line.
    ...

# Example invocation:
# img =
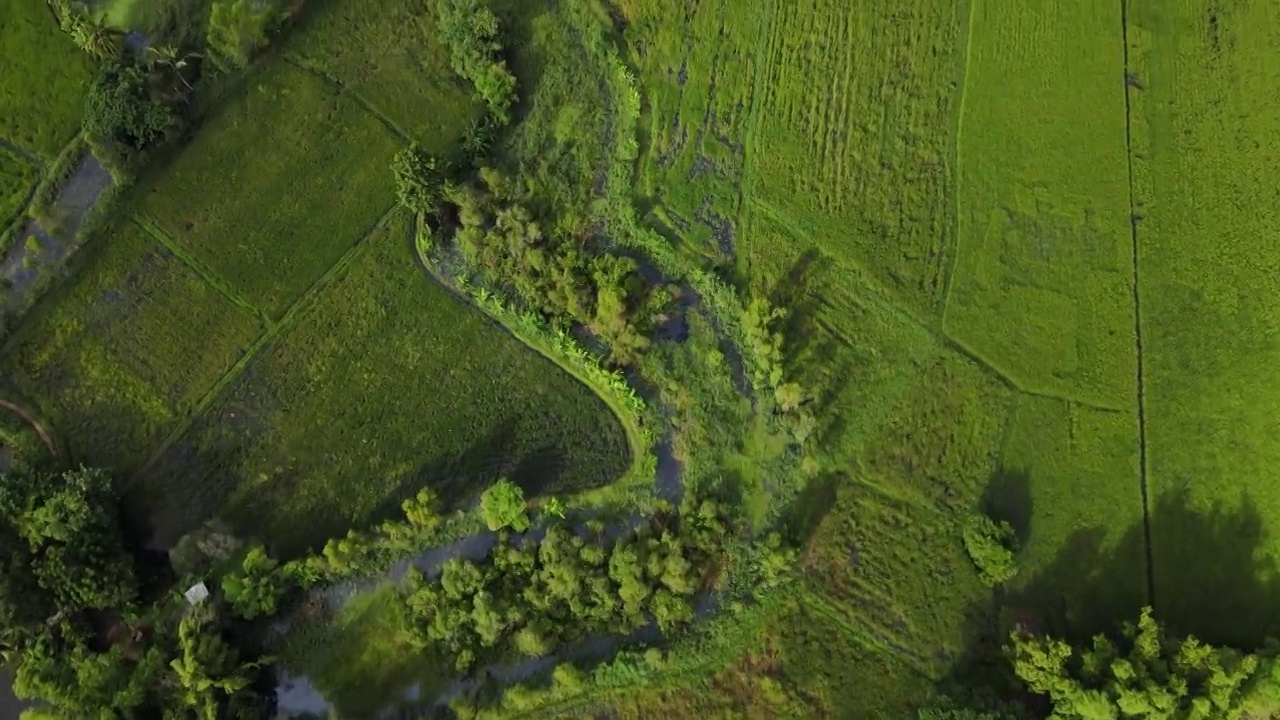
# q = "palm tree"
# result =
<box><xmin>69</xmin><ymin>14</ymin><xmax>121</xmax><ymax>59</ymax></box>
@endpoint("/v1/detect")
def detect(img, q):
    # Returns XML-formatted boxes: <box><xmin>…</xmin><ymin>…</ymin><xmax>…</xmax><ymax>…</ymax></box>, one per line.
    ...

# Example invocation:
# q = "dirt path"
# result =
<box><xmin>0</xmin><ymin>398</ymin><xmax>55</xmax><ymax>457</ymax></box>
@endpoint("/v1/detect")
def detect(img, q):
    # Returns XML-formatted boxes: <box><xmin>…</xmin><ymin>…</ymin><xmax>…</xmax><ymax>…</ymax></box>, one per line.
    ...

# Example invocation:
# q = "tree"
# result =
<box><xmin>1010</xmin><ymin>606</ymin><xmax>1260</xmax><ymax>720</ymax></box>
<box><xmin>391</xmin><ymin>145</ymin><xmax>447</xmax><ymax>215</ymax></box>
<box><xmin>84</xmin><ymin>58</ymin><xmax>176</xmax><ymax>164</ymax></box>
<box><xmin>170</xmin><ymin>603</ymin><xmax>264</xmax><ymax>719</ymax></box>
<box><xmin>148</xmin><ymin>45</ymin><xmax>196</xmax><ymax>91</ymax></box>
<box><xmin>436</xmin><ymin>0</ymin><xmax>518</xmax><ymax>124</ymax></box>
<box><xmin>962</xmin><ymin>513</ymin><xmax>1019</xmax><ymax>586</ymax></box>
<box><xmin>479</xmin><ymin>478</ymin><xmax>529</xmax><ymax>532</ymax></box>
<box><xmin>207</xmin><ymin>0</ymin><xmax>277</xmax><ymax>69</ymax></box>
<box><xmin>221</xmin><ymin>543</ymin><xmax>287</xmax><ymax>619</ymax></box>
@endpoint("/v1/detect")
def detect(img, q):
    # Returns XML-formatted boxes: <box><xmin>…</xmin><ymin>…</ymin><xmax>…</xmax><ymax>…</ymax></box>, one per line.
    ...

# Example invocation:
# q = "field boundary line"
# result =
<box><xmin>939</xmin><ymin>0</ymin><xmax>979</xmax><ymax>325</ymax></box>
<box><xmin>133</xmin><ymin>215</ymin><xmax>270</xmax><ymax>327</ymax></box>
<box><xmin>0</xmin><ymin>137</ymin><xmax>45</xmax><ymax>169</ymax></box>
<box><xmin>138</xmin><ymin>204</ymin><xmax>399</xmax><ymax>475</ymax></box>
<box><xmin>749</xmin><ymin>197</ymin><xmax>1128</xmax><ymax>413</ymax></box>
<box><xmin>1119</xmin><ymin>0</ymin><xmax>1155</xmax><ymax>607</ymax></box>
<box><xmin>0</xmin><ymin>398</ymin><xmax>56</xmax><ymax>457</ymax></box>
<box><xmin>281</xmin><ymin>55</ymin><xmax>413</xmax><ymax>144</ymax></box>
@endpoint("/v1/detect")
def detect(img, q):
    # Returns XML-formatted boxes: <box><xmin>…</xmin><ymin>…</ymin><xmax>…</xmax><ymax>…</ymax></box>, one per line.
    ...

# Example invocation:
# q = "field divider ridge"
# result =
<box><xmin>132</xmin><ymin>214</ymin><xmax>270</xmax><ymax>327</ymax></box>
<box><xmin>281</xmin><ymin>55</ymin><xmax>413</xmax><ymax>144</ymax></box>
<box><xmin>137</xmin><ymin>203</ymin><xmax>400</xmax><ymax>475</ymax></box>
<box><xmin>749</xmin><ymin>197</ymin><xmax>1127</xmax><ymax>413</ymax></box>
<box><xmin>0</xmin><ymin>136</ymin><xmax>45</xmax><ymax>169</ymax></box>
<box><xmin>1119</xmin><ymin>0</ymin><xmax>1156</xmax><ymax>607</ymax></box>
<box><xmin>939</xmin><ymin>0</ymin><xmax>980</xmax><ymax>325</ymax></box>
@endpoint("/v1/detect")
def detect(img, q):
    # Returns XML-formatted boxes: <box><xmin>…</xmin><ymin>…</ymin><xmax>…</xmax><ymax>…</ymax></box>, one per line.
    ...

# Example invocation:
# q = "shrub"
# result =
<box><xmin>479</xmin><ymin>478</ymin><xmax>528</xmax><ymax>532</ymax></box>
<box><xmin>207</xmin><ymin>0</ymin><xmax>278</xmax><ymax>69</ymax></box>
<box><xmin>83</xmin><ymin>59</ymin><xmax>176</xmax><ymax>165</ymax></box>
<box><xmin>962</xmin><ymin>513</ymin><xmax>1019</xmax><ymax>586</ymax></box>
<box><xmin>391</xmin><ymin>145</ymin><xmax>446</xmax><ymax>215</ymax></box>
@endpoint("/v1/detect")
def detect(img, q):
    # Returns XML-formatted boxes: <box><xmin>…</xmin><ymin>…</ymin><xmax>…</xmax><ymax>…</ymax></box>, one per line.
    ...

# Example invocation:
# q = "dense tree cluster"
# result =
<box><xmin>400</xmin><ymin>495</ymin><xmax>734</xmax><ymax>672</ymax></box>
<box><xmin>1010</xmin><ymin>606</ymin><xmax>1278</xmax><ymax>719</ymax></box>
<box><xmin>436</xmin><ymin>0</ymin><xmax>518</xmax><ymax>125</ymax></box>
<box><xmin>83</xmin><ymin>57</ymin><xmax>178</xmax><ymax>166</ymax></box>
<box><xmin>444</xmin><ymin>169</ymin><xmax>672</xmax><ymax>365</ymax></box>
<box><xmin>0</xmin><ymin>467</ymin><xmax>270</xmax><ymax>718</ymax></box>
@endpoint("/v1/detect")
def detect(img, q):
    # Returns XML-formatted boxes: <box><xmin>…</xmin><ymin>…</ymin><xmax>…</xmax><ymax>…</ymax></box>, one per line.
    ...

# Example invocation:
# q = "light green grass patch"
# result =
<box><xmin>747</xmin><ymin>0</ymin><xmax>969</xmax><ymax>315</ymax></box>
<box><xmin>1</xmin><ymin>221</ymin><xmax>263</xmax><ymax>471</ymax></box>
<box><xmin>0</xmin><ymin>0</ymin><xmax>94</xmax><ymax>159</ymax></box>
<box><xmin>1131</xmin><ymin>0</ymin><xmax>1280</xmax><ymax>647</ymax></box>
<box><xmin>944</xmin><ymin>0</ymin><xmax>1136</xmax><ymax>407</ymax></box>
<box><xmin>286</xmin><ymin>0</ymin><xmax>482</xmax><ymax>148</ymax></box>
<box><xmin>136</xmin><ymin>62</ymin><xmax>400</xmax><ymax>318</ymax></box>
<box><xmin>141</xmin><ymin>215</ymin><xmax>630</xmax><ymax>554</ymax></box>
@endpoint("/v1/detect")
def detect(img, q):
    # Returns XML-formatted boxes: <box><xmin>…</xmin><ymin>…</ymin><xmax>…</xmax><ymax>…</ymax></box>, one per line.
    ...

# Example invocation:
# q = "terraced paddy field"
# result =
<box><xmin>0</xmin><ymin>0</ymin><xmax>94</xmax><ymax>160</ymax></box>
<box><xmin>0</xmin><ymin>0</ymin><xmax>630</xmax><ymax>555</ymax></box>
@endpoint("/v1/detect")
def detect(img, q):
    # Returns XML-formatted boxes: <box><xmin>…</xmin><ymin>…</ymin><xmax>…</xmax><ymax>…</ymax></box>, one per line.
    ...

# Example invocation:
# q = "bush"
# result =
<box><xmin>391</xmin><ymin>146</ymin><xmax>447</xmax><ymax>215</ymax></box>
<box><xmin>479</xmin><ymin>478</ymin><xmax>528</xmax><ymax>532</ymax></box>
<box><xmin>436</xmin><ymin>0</ymin><xmax>518</xmax><ymax>124</ymax></box>
<box><xmin>83</xmin><ymin>59</ymin><xmax>175</xmax><ymax>165</ymax></box>
<box><xmin>962</xmin><ymin>513</ymin><xmax>1018</xmax><ymax>586</ymax></box>
<box><xmin>207</xmin><ymin>0</ymin><xmax>278</xmax><ymax>69</ymax></box>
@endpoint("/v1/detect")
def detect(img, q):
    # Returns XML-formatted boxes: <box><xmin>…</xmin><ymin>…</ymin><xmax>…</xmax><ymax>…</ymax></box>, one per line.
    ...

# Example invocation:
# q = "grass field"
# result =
<box><xmin>139</xmin><ymin>215</ymin><xmax>629</xmax><ymax>554</ymax></box>
<box><xmin>0</xmin><ymin>221</ymin><xmax>262</xmax><ymax>472</ymax></box>
<box><xmin>135</xmin><ymin>62</ymin><xmax>401</xmax><ymax>319</ymax></box>
<box><xmin>0</xmin><ymin>0</ymin><xmax>94</xmax><ymax>159</ymax></box>
<box><xmin>1130</xmin><ymin>0</ymin><xmax>1280</xmax><ymax>647</ymax></box>
<box><xmin>944</xmin><ymin>0</ymin><xmax>1136</xmax><ymax>407</ymax></box>
<box><xmin>285</xmin><ymin>0</ymin><xmax>481</xmax><ymax>149</ymax></box>
<box><xmin>0</xmin><ymin>149</ymin><xmax>37</xmax><ymax>227</ymax></box>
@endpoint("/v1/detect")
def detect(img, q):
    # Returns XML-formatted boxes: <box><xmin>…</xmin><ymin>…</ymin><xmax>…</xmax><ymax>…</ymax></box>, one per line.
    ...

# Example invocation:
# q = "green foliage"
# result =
<box><xmin>962</xmin><ymin>513</ymin><xmax>1019</xmax><ymax>586</ymax></box>
<box><xmin>436</xmin><ymin>0</ymin><xmax>517</xmax><ymax>124</ymax></box>
<box><xmin>221</xmin><ymin>543</ymin><xmax>287</xmax><ymax>619</ymax></box>
<box><xmin>83</xmin><ymin>58</ymin><xmax>176</xmax><ymax>166</ymax></box>
<box><xmin>399</xmin><ymin>494</ymin><xmax>734</xmax><ymax>673</ymax></box>
<box><xmin>392</xmin><ymin>145</ymin><xmax>447</xmax><ymax>215</ymax></box>
<box><xmin>207</xmin><ymin>0</ymin><xmax>278</xmax><ymax>69</ymax></box>
<box><xmin>1010</xmin><ymin>607</ymin><xmax>1263</xmax><ymax>720</ymax></box>
<box><xmin>479</xmin><ymin>477</ymin><xmax>529</xmax><ymax>532</ymax></box>
<box><xmin>444</xmin><ymin>171</ymin><xmax>671</xmax><ymax>366</ymax></box>
<box><xmin>171</xmin><ymin>602</ymin><xmax>266</xmax><ymax>718</ymax></box>
<box><xmin>0</xmin><ymin>467</ymin><xmax>136</xmax><ymax>620</ymax></box>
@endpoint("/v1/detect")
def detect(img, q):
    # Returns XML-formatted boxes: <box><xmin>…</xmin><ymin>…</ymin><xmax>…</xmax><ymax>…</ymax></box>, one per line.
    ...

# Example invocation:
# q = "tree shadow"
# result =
<box><xmin>780</xmin><ymin>471</ymin><xmax>841</xmax><ymax>548</ymax></box>
<box><xmin>981</xmin><ymin>466</ymin><xmax>1032</xmax><ymax>546</ymax></box>
<box><xmin>939</xmin><ymin>485</ymin><xmax>1280</xmax><ymax>707</ymax></box>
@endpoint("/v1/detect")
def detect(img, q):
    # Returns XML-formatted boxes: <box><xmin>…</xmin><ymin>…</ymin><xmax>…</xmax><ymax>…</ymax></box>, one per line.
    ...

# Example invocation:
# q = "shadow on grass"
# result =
<box><xmin>940</xmin><ymin>485</ymin><xmax>1280</xmax><ymax>705</ymax></box>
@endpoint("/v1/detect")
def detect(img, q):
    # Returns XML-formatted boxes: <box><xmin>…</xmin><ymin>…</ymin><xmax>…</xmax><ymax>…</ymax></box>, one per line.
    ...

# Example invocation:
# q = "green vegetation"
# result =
<box><xmin>8</xmin><ymin>0</ymin><xmax>1280</xmax><ymax>716</ymax></box>
<box><xmin>0</xmin><ymin>149</ymin><xmax>38</xmax><ymax>229</ymax></box>
<box><xmin>480</xmin><ymin>478</ymin><xmax>529</xmax><ymax>532</ymax></box>
<box><xmin>1129</xmin><ymin>0</ymin><xmax>1280</xmax><ymax>649</ymax></box>
<box><xmin>134</xmin><ymin>62</ymin><xmax>400</xmax><ymax>318</ymax></box>
<box><xmin>1011</xmin><ymin>607</ymin><xmax>1274</xmax><ymax>719</ymax></box>
<box><xmin>0</xmin><ymin>0</ymin><xmax>95</xmax><ymax>159</ymax></box>
<box><xmin>2</xmin><ymin>222</ymin><xmax>262</xmax><ymax>471</ymax></box>
<box><xmin>963</xmin><ymin>513</ymin><xmax>1019</xmax><ymax>586</ymax></box>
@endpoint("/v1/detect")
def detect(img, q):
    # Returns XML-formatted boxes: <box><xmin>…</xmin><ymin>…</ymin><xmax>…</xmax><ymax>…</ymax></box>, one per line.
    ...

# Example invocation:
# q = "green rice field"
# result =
<box><xmin>0</xmin><ymin>0</ymin><xmax>94</xmax><ymax>159</ymax></box>
<box><xmin>1</xmin><ymin>0</ymin><xmax>631</xmax><ymax>558</ymax></box>
<box><xmin>0</xmin><ymin>149</ymin><xmax>38</xmax><ymax>227</ymax></box>
<box><xmin>139</xmin><ymin>214</ymin><xmax>628</xmax><ymax>554</ymax></box>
